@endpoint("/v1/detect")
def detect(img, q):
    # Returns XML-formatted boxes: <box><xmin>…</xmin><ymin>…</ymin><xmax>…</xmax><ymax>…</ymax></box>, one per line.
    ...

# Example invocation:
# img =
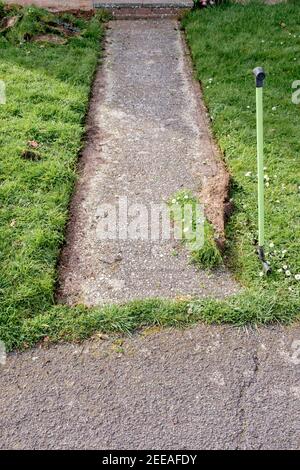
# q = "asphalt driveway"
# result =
<box><xmin>1</xmin><ymin>323</ymin><xmax>299</xmax><ymax>449</ymax></box>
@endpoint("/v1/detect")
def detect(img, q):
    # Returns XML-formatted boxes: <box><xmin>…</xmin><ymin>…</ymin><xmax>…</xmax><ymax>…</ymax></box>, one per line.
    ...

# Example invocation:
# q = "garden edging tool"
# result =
<box><xmin>253</xmin><ymin>66</ymin><xmax>271</xmax><ymax>274</ymax></box>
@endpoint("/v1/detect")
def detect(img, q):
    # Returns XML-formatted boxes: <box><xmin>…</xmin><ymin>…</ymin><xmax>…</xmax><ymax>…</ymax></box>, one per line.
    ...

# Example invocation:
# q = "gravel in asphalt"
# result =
<box><xmin>1</xmin><ymin>324</ymin><xmax>299</xmax><ymax>449</ymax></box>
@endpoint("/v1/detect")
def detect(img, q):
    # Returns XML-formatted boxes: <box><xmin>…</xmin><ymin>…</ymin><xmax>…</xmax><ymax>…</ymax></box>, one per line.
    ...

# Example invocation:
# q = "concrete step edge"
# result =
<box><xmin>93</xmin><ymin>2</ymin><xmax>193</xmax><ymax>8</ymax></box>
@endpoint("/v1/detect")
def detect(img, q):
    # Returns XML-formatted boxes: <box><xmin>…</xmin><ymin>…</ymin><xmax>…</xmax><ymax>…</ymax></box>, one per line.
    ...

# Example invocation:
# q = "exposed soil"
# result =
<box><xmin>181</xmin><ymin>34</ymin><xmax>232</xmax><ymax>248</ymax></box>
<box><xmin>32</xmin><ymin>33</ymin><xmax>67</xmax><ymax>44</ymax></box>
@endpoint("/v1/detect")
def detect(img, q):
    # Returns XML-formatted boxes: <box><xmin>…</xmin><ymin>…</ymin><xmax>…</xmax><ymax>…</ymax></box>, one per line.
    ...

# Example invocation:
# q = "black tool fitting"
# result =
<box><xmin>253</xmin><ymin>67</ymin><xmax>266</xmax><ymax>88</ymax></box>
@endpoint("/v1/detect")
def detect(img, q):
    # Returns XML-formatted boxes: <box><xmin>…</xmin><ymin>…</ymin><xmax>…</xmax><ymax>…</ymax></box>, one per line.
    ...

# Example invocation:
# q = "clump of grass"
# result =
<box><xmin>190</xmin><ymin>220</ymin><xmax>223</xmax><ymax>268</ymax></box>
<box><xmin>0</xmin><ymin>5</ymin><xmax>100</xmax><ymax>44</ymax></box>
<box><xmin>0</xmin><ymin>2</ymin><xmax>5</xmax><ymax>20</ymax></box>
<box><xmin>6</xmin><ymin>6</ymin><xmax>51</xmax><ymax>43</ymax></box>
<box><xmin>168</xmin><ymin>190</ymin><xmax>222</xmax><ymax>269</ymax></box>
<box><xmin>94</xmin><ymin>8</ymin><xmax>113</xmax><ymax>23</ymax></box>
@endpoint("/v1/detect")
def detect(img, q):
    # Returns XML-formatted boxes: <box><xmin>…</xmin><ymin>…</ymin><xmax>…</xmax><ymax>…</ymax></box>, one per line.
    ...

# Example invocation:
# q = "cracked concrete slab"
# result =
<box><xmin>0</xmin><ymin>324</ymin><xmax>299</xmax><ymax>449</ymax></box>
<box><xmin>58</xmin><ymin>19</ymin><xmax>239</xmax><ymax>306</ymax></box>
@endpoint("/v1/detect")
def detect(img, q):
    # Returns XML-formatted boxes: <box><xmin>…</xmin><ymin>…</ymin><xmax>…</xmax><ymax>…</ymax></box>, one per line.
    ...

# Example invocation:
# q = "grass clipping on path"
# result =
<box><xmin>0</xmin><ymin>2</ymin><xmax>299</xmax><ymax>351</ymax></box>
<box><xmin>168</xmin><ymin>190</ymin><xmax>222</xmax><ymax>269</ymax></box>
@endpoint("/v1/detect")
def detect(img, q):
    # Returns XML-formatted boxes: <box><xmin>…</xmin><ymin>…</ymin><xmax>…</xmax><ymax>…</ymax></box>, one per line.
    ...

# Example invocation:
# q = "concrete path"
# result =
<box><xmin>58</xmin><ymin>19</ymin><xmax>238</xmax><ymax>306</ymax></box>
<box><xmin>3</xmin><ymin>0</ymin><xmax>193</xmax><ymax>11</ymax></box>
<box><xmin>1</xmin><ymin>323</ymin><xmax>299</xmax><ymax>449</ymax></box>
<box><xmin>2</xmin><ymin>0</ymin><xmax>282</xmax><ymax>10</ymax></box>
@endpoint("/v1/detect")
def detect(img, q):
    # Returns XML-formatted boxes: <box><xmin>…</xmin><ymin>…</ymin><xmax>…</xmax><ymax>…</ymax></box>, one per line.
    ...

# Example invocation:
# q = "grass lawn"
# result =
<box><xmin>182</xmin><ymin>2</ymin><xmax>300</xmax><ymax>296</ymax></box>
<box><xmin>0</xmin><ymin>1</ymin><xmax>299</xmax><ymax>351</ymax></box>
<box><xmin>183</xmin><ymin>0</ymin><xmax>300</xmax><ymax>284</ymax></box>
<box><xmin>0</xmin><ymin>5</ymin><xmax>106</xmax><ymax>349</ymax></box>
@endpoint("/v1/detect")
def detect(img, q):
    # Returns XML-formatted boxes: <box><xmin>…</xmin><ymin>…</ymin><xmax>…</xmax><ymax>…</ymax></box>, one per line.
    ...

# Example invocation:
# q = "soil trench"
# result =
<box><xmin>58</xmin><ymin>19</ymin><xmax>239</xmax><ymax>306</ymax></box>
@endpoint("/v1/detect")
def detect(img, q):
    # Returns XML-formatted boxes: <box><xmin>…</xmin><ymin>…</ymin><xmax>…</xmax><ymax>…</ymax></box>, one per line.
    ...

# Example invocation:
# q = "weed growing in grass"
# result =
<box><xmin>168</xmin><ymin>190</ymin><xmax>222</xmax><ymax>269</ymax></box>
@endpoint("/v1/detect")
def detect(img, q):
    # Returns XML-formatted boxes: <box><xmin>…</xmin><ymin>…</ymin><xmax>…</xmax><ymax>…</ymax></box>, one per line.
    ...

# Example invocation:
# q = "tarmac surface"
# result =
<box><xmin>1</xmin><ymin>323</ymin><xmax>299</xmax><ymax>449</ymax></box>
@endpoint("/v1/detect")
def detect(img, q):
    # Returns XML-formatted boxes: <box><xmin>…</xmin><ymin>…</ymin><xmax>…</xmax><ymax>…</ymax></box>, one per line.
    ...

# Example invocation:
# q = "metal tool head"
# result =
<box><xmin>257</xmin><ymin>246</ymin><xmax>272</xmax><ymax>275</ymax></box>
<box><xmin>262</xmin><ymin>260</ymin><xmax>272</xmax><ymax>275</ymax></box>
<box><xmin>253</xmin><ymin>67</ymin><xmax>266</xmax><ymax>88</ymax></box>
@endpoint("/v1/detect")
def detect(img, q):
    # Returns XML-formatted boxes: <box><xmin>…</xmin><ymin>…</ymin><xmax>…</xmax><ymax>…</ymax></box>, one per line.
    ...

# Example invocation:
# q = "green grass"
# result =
<box><xmin>168</xmin><ymin>190</ymin><xmax>223</xmax><ymax>269</ymax></box>
<box><xmin>182</xmin><ymin>1</ymin><xmax>300</xmax><ymax>281</ymax></box>
<box><xmin>0</xmin><ymin>2</ymin><xmax>299</xmax><ymax>351</ymax></box>
<box><xmin>0</xmin><ymin>6</ymin><xmax>105</xmax><ymax>349</ymax></box>
<box><xmin>5</xmin><ymin>292</ymin><xmax>300</xmax><ymax>350</ymax></box>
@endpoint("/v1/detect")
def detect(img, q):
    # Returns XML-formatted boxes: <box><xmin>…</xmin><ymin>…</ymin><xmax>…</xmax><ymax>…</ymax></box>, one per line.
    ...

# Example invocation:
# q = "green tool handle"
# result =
<box><xmin>256</xmin><ymin>86</ymin><xmax>264</xmax><ymax>247</ymax></box>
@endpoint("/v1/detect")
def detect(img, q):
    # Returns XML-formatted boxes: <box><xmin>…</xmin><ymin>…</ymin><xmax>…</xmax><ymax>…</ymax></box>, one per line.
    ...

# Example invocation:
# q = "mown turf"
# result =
<box><xmin>0</xmin><ymin>2</ymin><xmax>299</xmax><ymax>352</ymax></box>
<box><xmin>183</xmin><ymin>2</ymin><xmax>300</xmax><ymax>283</ymax></box>
<box><xmin>0</xmin><ymin>6</ymin><xmax>105</xmax><ymax>349</ymax></box>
